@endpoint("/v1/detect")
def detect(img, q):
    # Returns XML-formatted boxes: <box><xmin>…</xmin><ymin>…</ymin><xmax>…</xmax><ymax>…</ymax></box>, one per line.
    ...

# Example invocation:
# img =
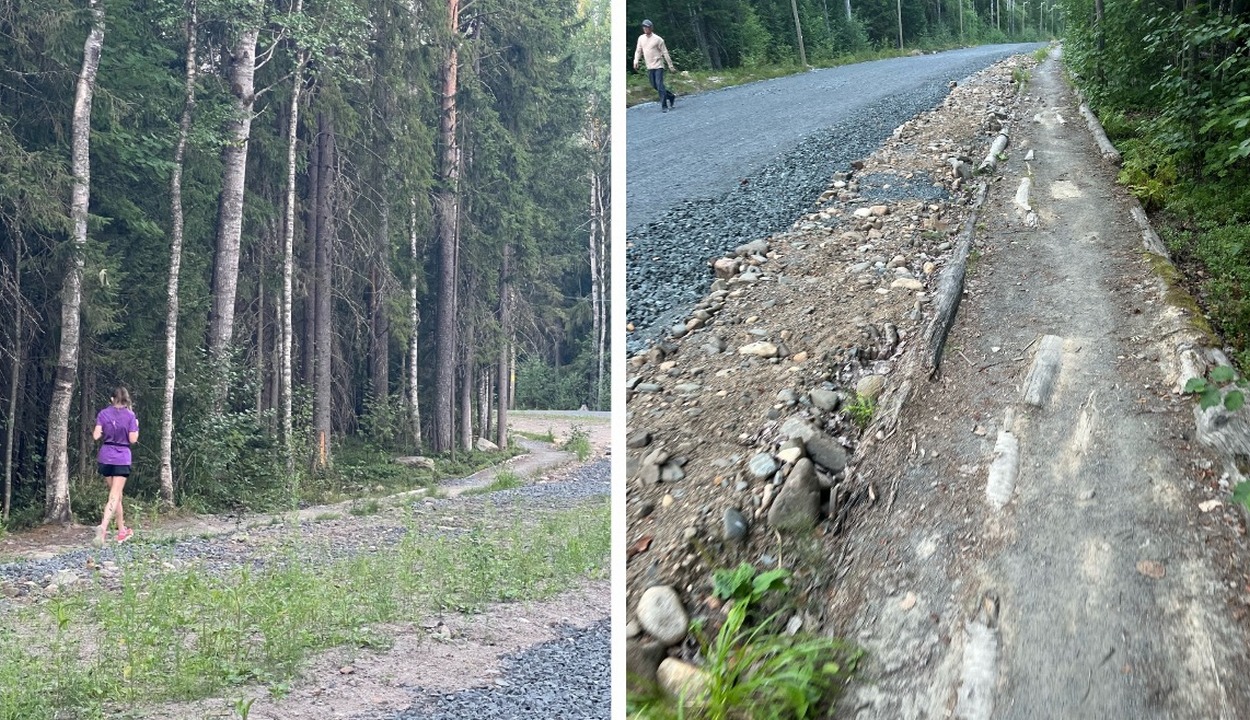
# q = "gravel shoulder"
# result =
<box><xmin>625</xmin><ymin>43</ymin><xmax>1042</xmax><ymax>352</ymax></box>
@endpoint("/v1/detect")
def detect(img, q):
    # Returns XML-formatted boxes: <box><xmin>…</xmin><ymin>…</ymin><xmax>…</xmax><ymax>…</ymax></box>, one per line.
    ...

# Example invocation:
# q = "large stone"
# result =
<box><xmin>713</xmin><ymin>257</ymin><xmax>738</xmax><ymax>279</ymax></box>
<box><xmin>747</xmin><ymin>452</ymin><xmax>778</xmax><ymax>481</ymax></box>
<box><xmin>767</xmin><ymin>458</ymin><xmax>821</xmax><ymax>532</ymax></box>
<box><xmin>723</xmin><ymin>507</ymin><xmax>749</xmax><ymax>542</ymax></box>
<box><xmin>735</xmin><ymin>239</ymin><xmax>769</xmax><ymax>257</ymax></box>
<box><xmin>627</xmin><ymin>431</ymin><xmax>652</xmax><ymax>449</ymax></box>
<box><xmin>475</xmin><ymin>437</ymin><xmax>499</xmax><ymax>452</ymax></box>
<box><xmin>780</xmin><ymin>416</ymin><xmax>819</xmax><ymax>443</ymax></box>
<box><xmin>809</xmin><ymin>389</ymin><xmax>841</xmax><ymax>412</ymax></box>
<box><xmin>657</xmin><ymin>658</ymin><xmax>710</xmax><ymax>706</ymax></box>
<box><xmin>891</xmin><ymin>277</ymin><xmax>924</xmax><ymax>291</ymax></box>
<box><xmin>738</xmin><ymin>341</ymin><xmax>778</xmax><ymax>358</ymax></box>
<box><xmin>660</xmin><ymin>463</ymin><xmax>686</xmax><ymax>482</ymax></box>
<box><xmin>856</xmin><ymin>374</ymin><xmax>887</xmax><ymax>401</ymax></box>
<box><xmin>637</xmin><ymin>585</ymin><xmax>689</xmax><ymax>646</ymax></box>
<box><xmin>395</xmin><ymin>456</ymin><xmax>436</xmax><ymax>470</ymax></box>
<box><xmin>626</xmin><ymin>638</ymin><xmax>668</xmax><ymax>693</ymax></box>
<box><xmin>806</xmin><ymin>434</ymin><xmax>848</xmax><ymax>473</ymax></box>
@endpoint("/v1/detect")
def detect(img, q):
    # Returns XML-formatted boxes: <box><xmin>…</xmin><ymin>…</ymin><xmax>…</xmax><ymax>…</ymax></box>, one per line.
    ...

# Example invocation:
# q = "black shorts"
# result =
<box><xmin>98</xmin><ymin>463</ymin><xmax>131</xmax><ymax>477</ymax></box>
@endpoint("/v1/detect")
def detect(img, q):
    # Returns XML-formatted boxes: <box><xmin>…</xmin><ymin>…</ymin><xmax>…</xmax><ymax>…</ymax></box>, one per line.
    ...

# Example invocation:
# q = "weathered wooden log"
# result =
<box><xmin>1130</xmin><ymin>204</ymin><xmax>1170</xmax><ymax>259</ymax></box>
<box><xmin>978</xmin><ymin>130</ymin><xmax>1010</xmax><ymax>174</ymax></box>
<box><xmin>926</xmin><ymin>182</ymin><xmax>990</xmax><ymax>376</ymax></box>
<box><xmin>1079</xmin><ymin>103</ymin><xmax>1122</xmax><ymax>165</ymax></box>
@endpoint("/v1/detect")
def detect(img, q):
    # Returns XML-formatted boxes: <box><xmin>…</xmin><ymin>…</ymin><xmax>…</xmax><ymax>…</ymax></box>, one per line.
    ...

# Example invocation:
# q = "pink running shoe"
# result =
<box><xmin>116</xmin><ymin>527</ymin><xmax>133</xmax><ymax>543</ymax></box>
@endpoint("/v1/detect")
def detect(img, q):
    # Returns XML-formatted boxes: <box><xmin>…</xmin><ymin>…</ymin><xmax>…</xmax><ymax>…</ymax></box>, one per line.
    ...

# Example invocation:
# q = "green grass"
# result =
<box><xmin>513</xmin><ymin>428</ymin><xmax>555</xmax><ymax>443</ymax></box>
<box><xmin>563</xmin><ymin>425</ymin><xmax>593</xmax><ymax>462</ymax></box>
<box><xmin>347</xmin><ymin>498</ymin><xmax>382</xmax><ymax>516</ymax></box>
<box><xmin>1033</xmin><ymin>45</ymin><xmax>1050</xmax><ymax>63</ymax></box>
<box><xmin>0</xmin><ymin>503</ymin><xmax>609</xmax><ymax>719</ymax></box>
<box><xmin>845</xmin><ymin>394</ymin><xmax>876</xmax><ymax>429</ymax></box>
<box><xmin>462</xmin><ymin>469</ymin><xmax>525</xmax><ymax>496</ymax></box>
<box><xmin>628</xmin><ymin>563</ymin><xmax>859</xmax><ymax>720</ymax></box>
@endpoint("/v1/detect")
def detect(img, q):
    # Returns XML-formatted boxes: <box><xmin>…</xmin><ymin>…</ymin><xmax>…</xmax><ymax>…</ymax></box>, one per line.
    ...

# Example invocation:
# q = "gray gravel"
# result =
<box><xmin>0</xmin><ymin>459</ymin><xmax>610</xmax><ymax>595</ymax></box>
<box><xmin>391</xmin><ymin>619</ymin><xmax>610</xmax><ymax>720</ymax></box>
<box><xmin>625</xmin><ymin>43</ymin><xmax>1042</xmax><ymax>352</ymax></box>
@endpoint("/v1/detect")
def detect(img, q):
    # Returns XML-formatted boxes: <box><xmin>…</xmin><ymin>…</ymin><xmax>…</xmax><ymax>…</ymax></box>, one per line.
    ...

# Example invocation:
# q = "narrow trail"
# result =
<box><xmin>842</xmin><ymin>51</ymin><xmax>1250</xmax><ymax>718</ymax></box>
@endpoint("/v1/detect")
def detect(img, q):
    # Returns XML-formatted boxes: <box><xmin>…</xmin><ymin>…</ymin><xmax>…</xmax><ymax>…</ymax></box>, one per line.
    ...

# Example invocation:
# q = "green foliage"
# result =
<box><xmin>563</xmin><ymin>424</ymin><xmax>593</xmax><ymax>461</ymax></box>
<box><xmin>631</xmin><ymin>563</ymin><xmax>858</xmax><ymax>720</ymax></box>
<box><xmin>463</xmin><ymin>469</ymin><xmax>525</xmax><ymax>496</ymax></box>
<box><xmin>845</xmin><ymin>394</ymin><xmax>875</xmax><ymax>429</ymax></box>
<box><xmin>1183</xmin><ymin>365</ymin><xmax>1245</xmax><ymax>412</ymax></box>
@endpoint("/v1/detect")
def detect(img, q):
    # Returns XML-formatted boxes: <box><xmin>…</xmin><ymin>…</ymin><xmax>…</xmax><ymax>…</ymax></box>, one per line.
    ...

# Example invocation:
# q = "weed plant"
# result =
<box><xmin>564</xmin><ymin>425</ymin><xmax>593</xmax><ymax>461</ymax></box>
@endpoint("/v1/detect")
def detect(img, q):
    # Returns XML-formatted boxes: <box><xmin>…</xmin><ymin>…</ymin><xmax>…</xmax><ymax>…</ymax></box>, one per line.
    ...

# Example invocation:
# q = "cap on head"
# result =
<box><xmin>641</xmin><ymin>19</ymin><xmax>653</xmax><ymax>27</ymax></box>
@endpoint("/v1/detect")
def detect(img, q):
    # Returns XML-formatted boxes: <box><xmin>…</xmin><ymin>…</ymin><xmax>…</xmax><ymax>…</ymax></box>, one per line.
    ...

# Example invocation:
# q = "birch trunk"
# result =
<box><xmin>408</xmin><ymin>198</ymin><xmax>422</xmax><ymax>451</ymax></box>
<box><xmin>790</xmin><ymin>0</ymin><xmax>808</xmax><ymax>65</ymax></box>
<box><xmin>160</xmin><ymin>0</ymin><xmax>197</xmax><ymax>508</ymax></box>
<box><xmin>207</xmin><ymin>25</ymin><xmax>260</xmax><ymax>397</ymax></box>
<box><xmin>45</xmin><ymin>0</ymin><xmax>104</xmax><ymax>523</ymax></box>
<box><xmin>432</xmin><ymin>0</ymin><xmax>460</xmax><ymax>453</ymax></box>
<box><xmin>281</xmin><ymin>47</ymin><xmax>305</xmax><ymax>473</ymax></box>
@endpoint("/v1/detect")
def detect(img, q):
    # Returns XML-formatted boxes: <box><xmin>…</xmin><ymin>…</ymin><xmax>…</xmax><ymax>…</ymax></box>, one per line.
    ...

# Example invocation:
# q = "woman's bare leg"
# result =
<box><xmin>97</xmin><ymin>477</ymin><xmax>115</xmax><ymax>540</ymax></box>
<box><xmin>109</xmin><ymin>476</ymin><xmax>126</xmax><ymax>532</ymax></box>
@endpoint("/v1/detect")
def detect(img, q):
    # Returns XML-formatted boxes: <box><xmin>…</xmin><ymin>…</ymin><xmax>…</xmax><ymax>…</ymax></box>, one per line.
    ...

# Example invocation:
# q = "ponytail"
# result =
<box><xmin>112</xmin><ymin>386</ymin><xmax>131</xmax><ymax>408</ymax></box>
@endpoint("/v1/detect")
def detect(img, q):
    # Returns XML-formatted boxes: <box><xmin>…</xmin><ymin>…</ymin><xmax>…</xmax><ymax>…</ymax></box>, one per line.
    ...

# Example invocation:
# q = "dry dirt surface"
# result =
<box><xmin>625</xmin><ymin>49</ymin><xmax>1250</xmax><ymax>717</ymax></box>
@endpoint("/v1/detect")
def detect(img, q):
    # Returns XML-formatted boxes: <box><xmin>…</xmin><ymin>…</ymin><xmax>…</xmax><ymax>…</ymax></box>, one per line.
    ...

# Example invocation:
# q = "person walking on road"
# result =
<box><xmin>634</xmin><ymin>19</ymin><xmax>677</xmax><ymax>112</ymax></box>
<box><xmin>94</xmin><ymin>386</ymin><xmax>139</xmax><ymax>545</ymax></box>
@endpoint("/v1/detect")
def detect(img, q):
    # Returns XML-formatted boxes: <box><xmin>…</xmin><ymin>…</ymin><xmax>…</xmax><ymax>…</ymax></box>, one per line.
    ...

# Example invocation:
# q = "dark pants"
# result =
<box><xmin>648</xmin><ymin>68</ymin><xmax>667</xmax><ymax>108</ymax></box>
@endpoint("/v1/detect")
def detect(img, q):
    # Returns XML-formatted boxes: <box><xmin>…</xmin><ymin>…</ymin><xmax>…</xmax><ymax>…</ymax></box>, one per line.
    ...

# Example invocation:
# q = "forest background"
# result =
<box><xmin>0</xmin><ymin>0</ymin><xmax>611</xmax><ymax>527</ymax></box>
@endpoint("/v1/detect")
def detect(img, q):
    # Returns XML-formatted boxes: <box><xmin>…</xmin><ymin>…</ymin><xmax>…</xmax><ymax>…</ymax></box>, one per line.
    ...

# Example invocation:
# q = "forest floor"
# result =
<box><xmin>625</xmin><ymin>49</ymin><xmax>1250</xmax><ymax>717</ymax></box>
<box><xmin>0</xmin><ymin>410</ymin><xmax>611</xmax><ymax>720</ymax></box>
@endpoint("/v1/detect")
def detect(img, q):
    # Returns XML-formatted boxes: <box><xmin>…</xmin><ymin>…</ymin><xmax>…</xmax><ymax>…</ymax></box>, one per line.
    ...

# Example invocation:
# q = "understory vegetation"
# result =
<box><xmin>628</xmin><ymin>562</ymin><xmax>859</xmax><ymax>720</ymax></box>
<box><xmin>0</xmin><ymin>503</ymin><xmax>610</xmax><ymax>719</ymax></box>
<box><xmin>1061</xmin><ymin>0</ymin><xmax>1250</xmax><ymax>370</ymax></box>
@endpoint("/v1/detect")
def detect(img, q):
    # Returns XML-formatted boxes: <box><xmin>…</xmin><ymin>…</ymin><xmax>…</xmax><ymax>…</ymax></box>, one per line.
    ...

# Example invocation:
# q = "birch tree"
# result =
<box><xmin>159</xmin><ymin>0</ymin><xmax>198</xmax><ymax>508</ymax></box>
<box><xmin>44</xmin><ymin>0</ymin><xmax>105</xmax><ymax>523</ymax></box>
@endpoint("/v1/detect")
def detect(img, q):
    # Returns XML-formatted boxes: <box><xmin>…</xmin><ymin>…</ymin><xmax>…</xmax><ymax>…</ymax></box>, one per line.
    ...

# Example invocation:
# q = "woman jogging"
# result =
<box><xmin>94</xmin><ymin>386</ymin><xmax>138</xmax><ymax>544</ymax></box>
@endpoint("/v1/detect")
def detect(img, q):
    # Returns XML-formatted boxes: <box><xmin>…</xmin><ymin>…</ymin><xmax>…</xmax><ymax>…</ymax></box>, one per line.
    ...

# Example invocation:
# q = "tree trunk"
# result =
<box><xmin>496</xmin><ymin>245</ymin><xmax>510</xmax><ymax>449</ymax></box>
<box><xmin>897</xmin><ymin>0</ymin><xmax>904</xmax><ymax>47</ymax></box>
<box><xmin>281</xmin><ymin>38</ymin><xmax>306</xmax><ymax>475</ymax></box>
<box><xmin>207</xmin><ymin>25</ymin><xmax>260</xmax><ymax>399</ymax></box>
<box><xmin>313</xmin><ymin>111</ymin><xmax>334</xmax><ymax>468</ymax></box>
<box><xmin>478</xmin><ymin>373</ymin><xmax>490</xmax><ymax>441</ymax></box>
<box><xmin>845</xmin><ymin>0</ymin><xmax>852</xmax><ymax>21</ymax></box>
<box><xmin>407</xmin><ymin>198</ymin><xmax>423</xmax><ymax>451</ymax></box>
<box><xmin>790</xmin><ymin>0</ymin><xmax>809</xmax><ymax>65</ymax></box>
<box><xmin>433</xmin><ymin>0</ymin><xmax>460</xmax><ymax>454</ymax></box>
<box><xmin>370</xmin><ymin>204</ymin><xmax>390</xmax><ymax>401</ymax></box>
<box><xmin>45</xmin><ymin>0</ymin><xmax>104</xmax><ymax>524</ymax></box>
<box><xmin>77</xmin><ymin>353</ymin><xmax>93</xmax><ymax>478</ymax></box>
<box><xmin>460</xmin><ymin>350</ymin><xmax>473</xmax><ymax>451</ymax></box>
<box><xmin>4</xmin><ymin>241</ymin><xmax>22</xmax><ymax>521</ymax></box>
<box><xmin>160</xmin><ymin>0</ymin><xmax>197</xmax><ymax>508</ymax></box>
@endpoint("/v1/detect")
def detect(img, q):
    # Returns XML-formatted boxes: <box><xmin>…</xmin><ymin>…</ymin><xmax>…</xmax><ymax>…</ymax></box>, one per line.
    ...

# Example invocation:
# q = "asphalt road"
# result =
<box><xmin>627</xmin><ymin>44</ymin><xmax>1044</xmax><ymax>230</ymax></box>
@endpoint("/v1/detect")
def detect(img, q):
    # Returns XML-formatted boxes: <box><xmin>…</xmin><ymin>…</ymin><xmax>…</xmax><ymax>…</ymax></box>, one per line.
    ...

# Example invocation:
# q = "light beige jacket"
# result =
<box><xmin>634</xmin><ymin>33</ymin><xmax>674</xmax><ymax>71</ymax></box>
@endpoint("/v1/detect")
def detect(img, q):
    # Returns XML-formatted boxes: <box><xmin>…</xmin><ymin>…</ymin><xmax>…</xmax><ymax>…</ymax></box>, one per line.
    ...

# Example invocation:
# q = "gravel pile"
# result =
<box><xmin>393</xmin><ymin>619</ymin><xmax>610</xmax><ymax>720</ymax></box>
<box><xmin>625</xmin><ymin>45</ymin><xmax>1040</xmax><ymax>353</ymax></box>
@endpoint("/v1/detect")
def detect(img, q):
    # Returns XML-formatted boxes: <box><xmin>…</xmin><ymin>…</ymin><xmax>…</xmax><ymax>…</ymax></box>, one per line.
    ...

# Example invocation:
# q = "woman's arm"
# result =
<box><xmin>129</xmin><ymin>430</ymin><xmax>139</xmax><ymax>443</ymax></box>
<box><xmin>93</xmin><ymin>424</ymin><xmax>102</xmax><ymax>441</ymax></box>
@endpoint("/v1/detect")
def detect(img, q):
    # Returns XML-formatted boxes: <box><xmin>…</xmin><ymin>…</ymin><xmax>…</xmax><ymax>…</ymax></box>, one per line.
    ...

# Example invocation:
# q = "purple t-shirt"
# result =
<box><xmin>97</xmin><ymin>406</ymin><xmax>138</xmax><ymax>465</ymax></box>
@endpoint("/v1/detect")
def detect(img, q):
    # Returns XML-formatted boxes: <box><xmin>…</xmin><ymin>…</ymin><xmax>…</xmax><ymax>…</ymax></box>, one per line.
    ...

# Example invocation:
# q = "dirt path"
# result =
<box><xmin>841</xmin><ymin>50</ymin><xmax>1250</xmax><ymax>718</ymax></box>
<box><xmin>0</xmin><ymin>410</ymin><xmax>609</xmax><ymax>562</ymax></box>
